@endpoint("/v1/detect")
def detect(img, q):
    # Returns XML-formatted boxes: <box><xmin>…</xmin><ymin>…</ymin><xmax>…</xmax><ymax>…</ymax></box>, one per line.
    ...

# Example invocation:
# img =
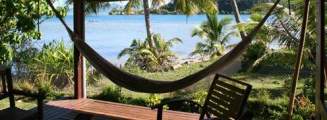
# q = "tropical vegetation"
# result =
<box><xmin>191</xmin><ymin>14</ymin><xmax>238</xmax><ymax>59</ymax></box>
<box><xmin>0</xmin><ymin>0</ymin><xmax>322</xmax><ymax>120</ymax></box>
<box><xmin>0</xmin><ymin>0</ymin><xmax>67</xmax><ymax>64</ymax></box>
<box><xmin>118</xmin><ymin>34</ymin><xmax>182</xmax><ymax>72</ymax></box>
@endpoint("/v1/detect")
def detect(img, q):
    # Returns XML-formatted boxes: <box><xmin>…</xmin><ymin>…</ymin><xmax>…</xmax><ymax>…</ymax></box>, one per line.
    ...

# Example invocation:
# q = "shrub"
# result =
<box><xmin>118</xmin><ymin>33</ymin><xmax>182</xmax><ymax>72</ymax></box>
<box><xmin>145</xmin><ymin>94</ymin><xmax>162</xmax><ymax>107</ymax></box>
<box><xmin>27</xmin><ymin>40</ymin><xmax>101</xmax><ymax>92</ymax></box>
<box><xmin>241</xmin><ymin>42</ymin><xmax>267</xmax><ymax>71</ymax></box>
<box><xmin>249</xmin><ymin>49</ymin><xmax>314</xmax><ymax>75</ymax></box>
<box><xmin>293</xmin><ymin>95</ymin><xmax>315</xmax><ymax>119</ymax></box>
<box><xmin>93</xmin><ymin>85</ymin><xmax>125</xmax><ymax>103</ymax></box>
<box><xmin>191</xmin><ymin>90</ymin><xmax>207</xmax><ymax>104</ymax></box>
<box><xmin>302</xmin><ymin>77</ymin><xmax>315</xmax><ymax>101</ymax></box>
<box><xmin>93</xmin><ymin>86</ymin><xmax>163</xmax><ymax>107</ymax></box>
<box><xmin>28</xmin><ymin>40</ymin><xmax>74</xmax><ymax>89</ymax></box>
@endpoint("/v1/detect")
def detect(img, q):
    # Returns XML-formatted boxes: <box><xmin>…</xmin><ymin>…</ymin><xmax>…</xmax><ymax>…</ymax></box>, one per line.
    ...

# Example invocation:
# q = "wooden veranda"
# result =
<box><xmin>0</xmin><ymin>0</ymin><xmax>326</xmax><ymax>120</ymax></box>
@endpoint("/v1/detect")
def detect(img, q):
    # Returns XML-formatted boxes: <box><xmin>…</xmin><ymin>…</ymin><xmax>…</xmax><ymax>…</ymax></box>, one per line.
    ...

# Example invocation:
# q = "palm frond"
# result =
<box><xmin>117</xmin><ymin>48</ymin><xmax>131</xmax><ymax>59</ymax></box>
<box><xmin>124</xmin><ymin>0</ymin><xmax>141</xmax><ymax>14</ymax></box>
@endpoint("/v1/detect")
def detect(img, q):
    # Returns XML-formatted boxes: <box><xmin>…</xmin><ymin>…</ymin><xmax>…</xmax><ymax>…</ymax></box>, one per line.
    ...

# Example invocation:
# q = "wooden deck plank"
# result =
<box><xmin>0</xmin><ymin>99</ymin><xmax>199</xmax><ymax>120</ymax></box>
<box><xmin>46</xmin><ymin>99</ymin><xmax>200</xmax><ymax>120</ymax></box>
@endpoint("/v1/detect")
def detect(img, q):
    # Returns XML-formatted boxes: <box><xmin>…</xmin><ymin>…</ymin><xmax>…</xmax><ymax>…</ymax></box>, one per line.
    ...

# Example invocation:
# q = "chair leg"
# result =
<box><xmin>37</xmin><ymin>96</ymin><xmax>44</xmax><ymax>120</ymax></box>
<box><xmin>157</xmin><ymin>106</ymin><xmax>163</xmax><ymax>120</ymax></box>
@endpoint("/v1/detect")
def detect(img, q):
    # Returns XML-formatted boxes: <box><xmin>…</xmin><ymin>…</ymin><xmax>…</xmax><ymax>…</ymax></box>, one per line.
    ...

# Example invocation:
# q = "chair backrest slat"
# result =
<box><xmin>209</xmin><ymin>93</ymin><xmax>230</xmax><ymax>107</ymax></box>
<box><xmin>213</xmin><ymin>84</ymin><xmax>242</xmax><ymax>99</ymax></box>
<box><xmin>215</xmin><ymin>80</ymin><xmax>245</xmax><ymax>94</ymax></box>
<box><xmin>201</xmin><ymin>74</ymin><xmax>252</xmax><ymax>120</ymax></box>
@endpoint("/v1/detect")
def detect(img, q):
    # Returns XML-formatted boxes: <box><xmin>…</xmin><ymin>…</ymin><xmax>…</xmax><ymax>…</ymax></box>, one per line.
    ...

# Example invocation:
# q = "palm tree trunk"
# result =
<box><xmin>142</xmin><ymin>0</ymin><xmax>155</xmax><ymax>48</ymax></box>
<box><xmin>229</xmin><ymin>0</ymin><xmax>246</xmax><ymax>39</ymax></box>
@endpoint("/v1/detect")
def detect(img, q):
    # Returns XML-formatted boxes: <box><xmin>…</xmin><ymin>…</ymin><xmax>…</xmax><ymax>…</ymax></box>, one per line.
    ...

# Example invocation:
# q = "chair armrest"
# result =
<box><xmin>12</xmin><ymin>89</ymin><xmax>39</xmax><ymax>98</ymax></box>
<box><xmin>151</xmin><ymin>98</ymin><xmax>202</xmax><ymax>110</ymax></box>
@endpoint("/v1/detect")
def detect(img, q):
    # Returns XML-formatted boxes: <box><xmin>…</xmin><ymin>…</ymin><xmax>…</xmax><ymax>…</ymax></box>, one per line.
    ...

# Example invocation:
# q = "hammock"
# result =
<box><xmin>45</xmin><ymin>0</ymin><xmax>280</xmax><ymax>93</ymax></box>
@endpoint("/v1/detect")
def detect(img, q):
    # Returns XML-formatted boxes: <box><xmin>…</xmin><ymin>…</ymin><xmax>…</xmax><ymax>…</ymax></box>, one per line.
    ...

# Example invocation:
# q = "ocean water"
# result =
<box><xmin>37</xmin><ymin>15</ymin><xmax>250</xmax><ymax>65</ymax></box>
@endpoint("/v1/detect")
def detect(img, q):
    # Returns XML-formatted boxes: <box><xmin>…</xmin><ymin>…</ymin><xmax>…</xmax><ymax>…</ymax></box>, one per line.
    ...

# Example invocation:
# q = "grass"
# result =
<box><xmin>0</xmin><ymin>97</ymin><xmax>37</xmax><ymax>110</ymax></box>
<box><xmin>122</xmin><ymin>60</ymin><xmax>214</xmax><ymax>81</ymax></box>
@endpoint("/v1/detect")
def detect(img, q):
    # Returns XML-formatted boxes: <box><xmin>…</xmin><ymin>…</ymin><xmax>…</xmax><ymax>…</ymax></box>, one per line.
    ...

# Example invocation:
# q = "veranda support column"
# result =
<box><xmin>315</xmin><ymin>0</ymin><xmax>327</xmax><ymax>119</ymax></box>
<box><xmin>74</xmin><ymin>0</ymin><xmax>86</xmax><ymax>99</ymax></box>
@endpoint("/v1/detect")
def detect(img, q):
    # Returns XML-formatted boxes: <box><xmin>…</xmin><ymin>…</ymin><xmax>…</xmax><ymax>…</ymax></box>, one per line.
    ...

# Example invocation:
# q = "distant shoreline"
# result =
<box><xmin>108</xmin><ymin>13</ymin><xmax>251</xmax><ymax>16</ymax></box>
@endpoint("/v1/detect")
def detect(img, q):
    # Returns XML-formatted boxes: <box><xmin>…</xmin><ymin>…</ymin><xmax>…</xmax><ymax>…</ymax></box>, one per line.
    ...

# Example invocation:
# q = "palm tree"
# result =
<box><xmin>118</xmin><ymin>39</ymin><xmax>147</xmax><ymax>68</ymax></box>
<box><xmin>66</xmin><ymin>0</ymin><xmax>111</xmax><ymax>14</ymax></box>
<box><xmin>118</xmin><ymin>34</ymin><xmax>182</xmax><ymax>72</ymax></box>
<box><xmin>240</xmin><ymin>0</ymin><xmax>317</xmax><ymax>71</ymax></box>
<box><xmin>191</xmin><ymin>14</ymin><xmax>238</xmax><ymax>59</ymax></box>
<box><xmin>124</xmin><ymin>0</ymin><xmax>217</xmax><ymax>49</ymax></box>
<box><xmin>173</xmin><ymin>0</ymin><xmax>218</xmax><ymax>15</ymax></box>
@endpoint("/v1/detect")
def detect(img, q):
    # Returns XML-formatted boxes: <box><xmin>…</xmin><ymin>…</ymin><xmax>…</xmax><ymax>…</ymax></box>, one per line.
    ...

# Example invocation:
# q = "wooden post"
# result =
<box><xmin>316</xmin><ymin>0</ymin><xmax>327</xmax><ymax>119</ymax></box>
<box><xmin>6</xmin><ymin>68</ymin><xmax>15</xmax><ymax>108</ymax></box>
<box><xmin>73</xmin><ymin>0</ymin><xmax>85</xmax><ymax>99</ymax></box>
<box><xmin>287</xmin><ymin>0</ymin><xmax>310</xmax><ymax>119</ymax></box>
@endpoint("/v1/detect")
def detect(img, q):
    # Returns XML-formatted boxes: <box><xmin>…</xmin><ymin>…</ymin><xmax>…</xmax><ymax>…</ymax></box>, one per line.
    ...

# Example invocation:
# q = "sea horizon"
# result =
<box><xmin>36</xmin><ymin>15</ymin><xmax>250</xmax><ymax>65</ymax></box>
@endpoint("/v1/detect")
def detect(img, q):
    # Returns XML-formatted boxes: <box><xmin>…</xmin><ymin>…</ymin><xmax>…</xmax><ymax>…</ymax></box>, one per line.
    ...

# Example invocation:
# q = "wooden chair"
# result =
<box><xmin>0</xmin><ymin>66</ymin><xmax>45</xmax><ymax>120</ymax></box>
<box><xmin>153</xmin><ymin>74</ymin><xmax>253</xmax><ymax>120</ymax></box>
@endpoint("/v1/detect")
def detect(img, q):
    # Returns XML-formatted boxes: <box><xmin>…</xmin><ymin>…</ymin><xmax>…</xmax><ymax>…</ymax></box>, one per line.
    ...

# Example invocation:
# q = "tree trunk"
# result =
<box><xmin>230</xmin><ymin>0</ymin><xmax>246</xmax><ymax>39</ymax></box>
<box><xmin>142</xmin><ymin>0</ymin><xmax>155</xmax><ymax>48</ymax></box>
<box><xmin>287</xmin><ymin>0</ymin><xmax>310</xmax><ymax>119</ymax></box>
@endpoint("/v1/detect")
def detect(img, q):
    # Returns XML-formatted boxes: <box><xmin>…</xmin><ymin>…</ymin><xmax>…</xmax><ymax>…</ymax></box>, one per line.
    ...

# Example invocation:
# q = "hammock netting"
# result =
<box><xmin>45</xmin><ymin>0</ymin><xmax>281</xmax><ymax>93</ymax></box>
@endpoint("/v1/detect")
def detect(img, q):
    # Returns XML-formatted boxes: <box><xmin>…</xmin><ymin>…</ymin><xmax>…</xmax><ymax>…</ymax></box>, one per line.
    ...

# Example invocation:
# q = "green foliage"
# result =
<box><xmin>302</xmin><ymin>77</ymin><xmax>315</xmax><ymax>101</ymax></box>
<box><xmin>145</xmin><ymin>94</ymin><xmax>162</xmax><ymax>107</ymax></box>
<box><xmin>249</xmin><ymin>0</ymin><xmax>318</xmax><ymax>66</ymax></box>
<box><xmin>190</xmin><ymin>90</ymin><xmax>207</xmax><ymax>104</ymax></box>
<box><xmin>173</xmin><ymin>0</ymin><xmax>218</xmax><ymax>15</ymax></box>
<box><xmin>249</xmin><ymin>91</ymin><xmax>288</xmax><ymax>119</ymax></box>
<box><xmin>94</xmin><ymin>85</ymin><xmax>125</xmax><ymax>103</ymax></box>
<box><xmin>28</xmin><ymin>40</ymin><xmax>101</xmax><ymax>90</ymax></box>
<box><xmin>217</xmin><ymin>0</ymin><xmax>276</xmax><ymax>14</ymax></box>
<box><xmin>241</xmin><ymin>42</ymin><xmax>268</xmax><ymax>71</ymax></box>
<box><xmin>293</xmin><ymin>95</ymin><xmax>315</xmax><ymax>120</ymax></box>
<box><xmin>0</xmin><ymin>0</ymin><xmax>67</xmax><ymax>64</ymax></box>
<box><xmin>66</xmin><ymin>0</ymin><xmax>110</xmax><ymax>14</ymax></box>
<box><xmin>191</xmin><ymin>14</ymin><xmax>238</xmax><ymax>59</ymax></box>
<box><xmin>119</xmin><ymin>33</ymin><xmax>182</xmax><ymax>72</ymax></box>
<box><xmin>93</xmin><ymin>85</ymin><xmax>163</xmax><ymax>107</ymax></box>
<box><xmin>255</xmin><ymin>49</ymin><xmax>313</xmax><ymax>71</ymax></box>
<box><xmin>29</xmin><ymin>40</ymin><xmax>74</xmax><ymax>89</ymax></box>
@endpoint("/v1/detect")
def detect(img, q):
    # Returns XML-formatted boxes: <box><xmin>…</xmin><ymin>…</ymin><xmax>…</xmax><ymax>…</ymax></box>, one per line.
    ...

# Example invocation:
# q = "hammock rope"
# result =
<box><xmin>45</xmin><ymin>0</ymin><xmax>280</xmax><ymax>93</ymax></box>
